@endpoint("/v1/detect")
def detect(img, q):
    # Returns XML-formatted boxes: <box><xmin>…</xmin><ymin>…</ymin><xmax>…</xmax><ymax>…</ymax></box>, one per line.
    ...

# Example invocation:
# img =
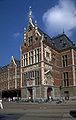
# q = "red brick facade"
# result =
<box><xmin>20</xmin><ymin>8</ymin><xmax>76</xmax><ymax>100</ymax></box>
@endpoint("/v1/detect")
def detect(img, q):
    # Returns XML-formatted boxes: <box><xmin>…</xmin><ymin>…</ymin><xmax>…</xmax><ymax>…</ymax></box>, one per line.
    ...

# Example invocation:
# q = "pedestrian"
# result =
<box><xmin>0</xmin><ymin>99</ymin><xmax>3</xmax><ymax>109</ymax></box>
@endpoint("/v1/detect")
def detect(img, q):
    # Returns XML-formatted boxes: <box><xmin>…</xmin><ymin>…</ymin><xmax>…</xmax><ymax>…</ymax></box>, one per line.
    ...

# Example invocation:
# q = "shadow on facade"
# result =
<box><xmin>69</xmin><ymin>111</ymin><xmax>76</xmax><ymax>118</ymax></box>
<box><xmin>2</xmin><ymin>89</ymin><xmax>21</xmax><ymax>99</ymax></box>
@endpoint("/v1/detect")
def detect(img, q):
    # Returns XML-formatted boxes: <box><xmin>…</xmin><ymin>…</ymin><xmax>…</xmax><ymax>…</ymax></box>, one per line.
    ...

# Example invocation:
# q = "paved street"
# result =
<box><xmin>0</xmin><ymin>101</ymin><xmax>76</xmax><ymax>120</ymax></box>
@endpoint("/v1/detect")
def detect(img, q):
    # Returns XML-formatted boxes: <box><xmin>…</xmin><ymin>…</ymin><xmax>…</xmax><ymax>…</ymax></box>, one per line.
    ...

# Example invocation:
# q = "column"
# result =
<box><xmin>32</xmin><ymin>87</ymin><xmax>36</xmax><ymax>100</ymax></box>
<box><xmin>72</xmin><ymin>49</ymin><xmax>76</xmax><ymax>86</ymax></box>
<box><xmin>41</xmin><ymin>35</ymin><xmax>44</xmax><ymax>85</ymax></box>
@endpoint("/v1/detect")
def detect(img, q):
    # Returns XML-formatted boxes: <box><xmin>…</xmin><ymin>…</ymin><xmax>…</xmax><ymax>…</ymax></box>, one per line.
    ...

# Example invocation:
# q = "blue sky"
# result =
<box><xmin>0</xmin><ymin>0</ymin><xmax>76</xmax><ymax>66</ymax></box>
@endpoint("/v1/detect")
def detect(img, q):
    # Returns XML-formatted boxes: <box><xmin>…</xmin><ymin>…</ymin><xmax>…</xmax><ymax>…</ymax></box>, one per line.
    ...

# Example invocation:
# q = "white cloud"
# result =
<box><xmin>43</xmin><ymin>0</ymin><xmax>76</xmax><ymax>36</ymax></box>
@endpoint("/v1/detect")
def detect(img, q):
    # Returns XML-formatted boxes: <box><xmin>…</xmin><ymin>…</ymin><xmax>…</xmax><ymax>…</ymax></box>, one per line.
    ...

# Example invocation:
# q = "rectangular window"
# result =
<box><xmin>23</xmin><ymin>53</ymin><xmax>28</xmax><ymax>66</ymax></box>
<box><xmin>29</xmin><ymin>36</ymin><xmax>33</xmax><ymax>46</ymax></box>
<box><xmin>25</xmin><ymin>71</ymin><xmax>35</xmax><ymax>81</ymax></box>
<box><xmin>30</xmin><ymin>51</ymin><xmax>33</xmax><ymax>64</ymax></box>
<box><xmin>62</xmin><ymin>55</ymin><xmax>68</xmax><ymax>67</ymax></box>
<box><xmin>24</xmin><ymin>53</ymin><xmax>28</xmax><ymax>66</ymax></box>
<box><xmin>25</xmin><ymin>72</ymin><xmax>29</xmax><ymax>80</ymax></box>
<box><xmin>63</xmin><ymin>72</ymin><xmax>69</xmax><ymax>86</ymax></box>
<box><xmin>34</xmin><ymin>49</ymin><xmax>40</xmax><ymax>63</ymax></box>
<box><xmin>26</xmin><ymin>53</ymin><xmax>28</xmax><ymax>66</ymax></box>
<box><xmin>35</xmin><ymin>70</ymin><xmax>40</xmax><ymax>85</ymax></box>
<box><xmin>36</xmin><ymin>49</ymin><xmax>39</xmax><ymax>63</ymax></box>
<box><xmin>30</xmin><ymin>71</ymin><xmax>34</xmax><ymax>80</ymax></box>
<box><xmin>35</xmin><ymin>50</ymin><xmax>36</xmax><ymax>63</ymax></box>
<box><xmin>29</xmin><ymin>52</ymin><xmax>31</xmax><ymax>65</ymax></box>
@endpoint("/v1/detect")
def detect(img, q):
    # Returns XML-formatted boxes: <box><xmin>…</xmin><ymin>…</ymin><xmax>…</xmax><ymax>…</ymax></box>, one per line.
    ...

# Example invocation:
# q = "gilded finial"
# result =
<box><xmin>24</xmin><ymin>27</ymin><xmax>26</xmax><ymax>32</ymax></box>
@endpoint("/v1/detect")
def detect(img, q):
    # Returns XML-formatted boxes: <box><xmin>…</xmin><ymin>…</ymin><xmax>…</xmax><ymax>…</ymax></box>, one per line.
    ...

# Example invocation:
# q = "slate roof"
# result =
<box><xmin>38</xmin><ymin>27</ymin><xmax>76</xmax><ymax>51</ymax></box>
<box><xmin>52</xmin><ymin>34</ymin><xmax>76</xmax><ymax>51</ymax></box>
<box><xmin>0</xmin><ymin>59</ymin><xmax>20</xmax><ymax>71</ymax></box>
<box><xmin>38</xmin><ymin>27</ymin><xmax>53</xmax><ymax>46</ymax></box>
<box><xmin>0</xmin><ymin>64</ymin><xmax>9</xmax><ymax>73</ymax></box>
<box><xmin>22</xmin><ymin>20</ymin><xmax>76</xmax><ymax>52</ymax></box>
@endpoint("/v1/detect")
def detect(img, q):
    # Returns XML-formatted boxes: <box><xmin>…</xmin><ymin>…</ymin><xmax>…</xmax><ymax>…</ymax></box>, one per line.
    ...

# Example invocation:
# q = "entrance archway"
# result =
<box><xmin>47</xmin><ymin>87</ymin><xmax>52</xmax><ymax>100</ymax></box>
<box><xmin>28</xmin><ymin>87</ymin><xmax>33</xmax><ymax>100</ymax></box>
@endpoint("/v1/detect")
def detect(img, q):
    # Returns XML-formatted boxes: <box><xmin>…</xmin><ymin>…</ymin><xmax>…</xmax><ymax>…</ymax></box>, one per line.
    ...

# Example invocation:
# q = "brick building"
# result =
<box><xmin>0</xmin><ymin>56</ymin><xmax>21</xmax><ymax>99</ymax></box>
<box><xmin>0</xmin><ymin>7</ymin><xmax>76</xmax><ymax>100</ymax></box>
<box><xmin>20</xmin><ymin>7</ymin><xmax>76</xmax><ymax>100</ymax></box>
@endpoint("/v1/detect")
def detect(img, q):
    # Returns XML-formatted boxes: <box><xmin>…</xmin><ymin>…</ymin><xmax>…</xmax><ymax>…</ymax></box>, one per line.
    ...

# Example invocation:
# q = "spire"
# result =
<box><xmin>29</xmin><ymin>6</ymin><xmax>32</xmax><ymax>23</ymax></box>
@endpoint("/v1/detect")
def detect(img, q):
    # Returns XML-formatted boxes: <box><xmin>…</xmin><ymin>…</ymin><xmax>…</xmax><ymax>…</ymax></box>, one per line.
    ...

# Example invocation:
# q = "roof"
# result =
<box><xmin>0</xmin><ymin>64</ymin><xmax>9</xmax><ymax>73</ymax></box>
<box><xmin>52</xmin><ymin>34</ymin><xmax>76</xmax><ymax>51</ymax></box>
<box><xmin>22</xmin><ymin>17</ymin><xmax>76</xmax><ymax>52</ymax></box>
<box><xmin>37</xmin><ymin>27</ymin><xmax>76</xmax><ymax>51</ymax></box>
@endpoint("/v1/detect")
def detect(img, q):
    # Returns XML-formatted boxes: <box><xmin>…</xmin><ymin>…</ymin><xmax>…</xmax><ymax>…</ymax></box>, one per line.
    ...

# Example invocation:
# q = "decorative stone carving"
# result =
<box><xmin>44</xmin><ymin>70</ymin><xmax>54</xmax><ymax>86</ymax></box>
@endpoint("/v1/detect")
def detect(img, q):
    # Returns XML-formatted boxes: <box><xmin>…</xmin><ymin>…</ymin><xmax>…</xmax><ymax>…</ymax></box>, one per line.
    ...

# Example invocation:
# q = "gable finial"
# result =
<box><xmin>29</xmin><ymin>6</ymin><xmax>32</xmax><ymax>23</ymax></box>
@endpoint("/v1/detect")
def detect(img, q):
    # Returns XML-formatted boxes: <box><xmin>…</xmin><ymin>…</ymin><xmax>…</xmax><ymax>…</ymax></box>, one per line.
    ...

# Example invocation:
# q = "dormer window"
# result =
<box><xmin>60</xmin><ymin>39</ymin><xmax>63</xmax><ymax>43</ymax></box>
<box><xmin>63</xmin><ymin>42</ymin><xmax>66</xmax><ymax>47</ymax></box>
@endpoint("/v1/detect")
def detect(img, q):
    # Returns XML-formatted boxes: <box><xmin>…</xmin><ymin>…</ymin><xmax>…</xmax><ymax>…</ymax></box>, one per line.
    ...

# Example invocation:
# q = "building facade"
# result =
<box><xmin>0</xmin><ymin>56</ymin><xmax>21</xmax><ymax>99</ymax></box>
<box><xmin>0</xmin><ymin>7</ymin><xmax>76</xmax><ymax>100</ymax></box>
<box><xmin>20</xmin><ymin>7</ymin><xmax>76</xmax><ymax>100</ymax></box>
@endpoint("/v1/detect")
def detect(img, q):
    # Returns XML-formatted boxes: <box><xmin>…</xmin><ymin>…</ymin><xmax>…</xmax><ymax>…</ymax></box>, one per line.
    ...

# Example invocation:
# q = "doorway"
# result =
<box><xmin>28</xmin><ymin>87</ymin><xmax>33</xmax><ymax>100</ymax></box>
<box><xmin>47</xmin><ymin>87</ymin><xmax>52</xmax><ymax>100</ymax></box>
